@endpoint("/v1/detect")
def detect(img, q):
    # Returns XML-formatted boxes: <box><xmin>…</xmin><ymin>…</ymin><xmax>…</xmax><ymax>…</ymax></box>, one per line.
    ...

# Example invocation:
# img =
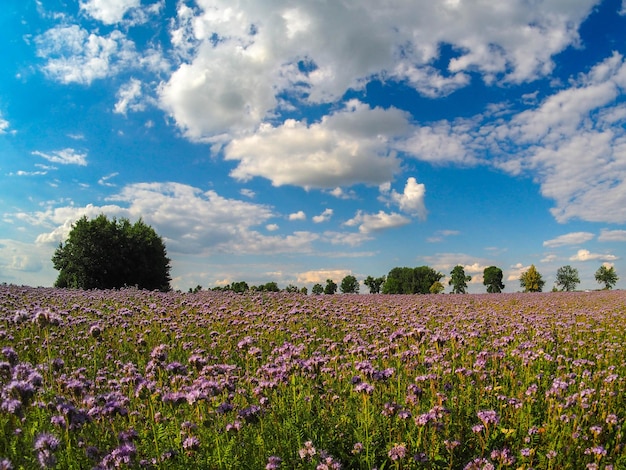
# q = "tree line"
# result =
<box><xmin>51</xmin><ymin>215</ymin><xmax>619</xmax><ymax>293</ymax></box>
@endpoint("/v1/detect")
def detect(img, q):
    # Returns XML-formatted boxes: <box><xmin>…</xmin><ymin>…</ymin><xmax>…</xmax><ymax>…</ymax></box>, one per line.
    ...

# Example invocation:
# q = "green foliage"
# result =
<box><xmin>449</xmin><ymin>265</ymin><xmax>471</xmax><ymax>294</ymax></box>
<box><xmin>340</xmin><ymin>275</ymin><xmax>359</xmax><ymax>294</ymax></box>
<box><xmin>312</xmin><ymin>283</ymin><xmax>324</xmax><ymax>295</ymax></box>
<box><xmin>519</xmin><ymin>264</ymin><xmax>545</xmax><ymax>292</ymax></box>
<box><xmin>52</xmin><ymin>215</ymin><xmax>171</xmax><ymax>291</ymax></box>
<box><xmin>324</xmin><ymin>279</ymin><xmax>337</xmax><ymax>295</ymax></box>
<box><xmin>595</xmin><ymin>264</ymin><xmax>619</xmax><ymax>290</ymax></box>
<box><xmin>382</xmin><ymin>266</ymin><xmax>444</xmax><ymax>294</ymax></box>
<box><xmin>284</xmin><ymin>284</ymin><xmax>299</xmax><ymax>293</ymax></box>
<box><xmin>363</xmin><ymin>275</ymin><xmax>385</xmax><ymax>294</ymax></box>
<box><xmin>231</xmin><ymin>281</ymin><xmax>249</xmax><ymax>294</ymax></box>
<box><xmin>429</xmin><ymin>281</ymin><xmax>445</xmax><ymax>294</ymax></box>
<box><xmin>555</xmin><ymin>265</ymin><xmax>580</xmax><ymax>291</ymax></box>
<box><xmin>483</xmin><ymin>266</ymin><xmax>505</xmax><ymax>293</ymax></box>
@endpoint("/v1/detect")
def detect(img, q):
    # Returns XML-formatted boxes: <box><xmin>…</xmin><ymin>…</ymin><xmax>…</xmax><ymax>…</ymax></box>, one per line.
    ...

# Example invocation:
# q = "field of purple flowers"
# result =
<box><xmin>0</xmin><ymin>285</ymin><xmax>624</xmax><ymax>469</ymax></box>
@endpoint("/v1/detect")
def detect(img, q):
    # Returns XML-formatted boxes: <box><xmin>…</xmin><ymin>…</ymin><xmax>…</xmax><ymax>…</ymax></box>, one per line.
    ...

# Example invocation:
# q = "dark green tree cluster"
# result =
<box><xmin>52</xmin><ymin>215</ymin><xmax>171</xmax><ymax>291</ymax></box>
<box><xmin>382</xmin><ymin>266</ymin><xmax>444</xmax><ymax>294</ymax></box>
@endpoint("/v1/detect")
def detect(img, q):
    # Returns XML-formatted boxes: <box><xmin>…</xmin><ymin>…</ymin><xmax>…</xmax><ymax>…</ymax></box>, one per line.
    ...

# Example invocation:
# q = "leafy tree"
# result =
<box><xmin>340</xmin><ymin>275</ymin><xmax>359</xmax><ymax>294</ymax></box>
<box><xmin>449</xmin><ymin>265</ymin><xmax>471</xmax><ymax>294</ymax></box>
<box><xmin>231</xmin><ymin>281</ymin><xmax>249</xmax><ymax>294</ymax></box>
<box><xmin>519</xmin><ymin>264</ymin><xmax>545</xmax><ymax>292</ymax></box>
<box><xmin>324</xmin><ymin>279</ymin><xmax>338</xmax><ymax>295</ymax></box>
<box><xmin>555</xmin><ymin>265</ymin><xmax>580</xmax><ymax>291</ymax></box>
<box><xmin>284</xmin><ymin>284</ymin><xmax>299</xmax><ymax>293</ymax></box>
<box><xmin>363</xmin><ymin>275</ymin><xmax>385</xmax><ymax>294</ymax></box>
<box><xmin>382</xmin><ymin>266</ymin><xmax>443</xmax><ymax>294</ymax></box>
<box><xmin>483</xmin><ymin>266</ymin><xmax>505</xmax><ymax>293</ymax></box>
<box><xmin>429</xmin><ymin>281</ymin><xmax>445</xmax><ymax>294</ymax></box>
<box><xmin>312</xmin><ymin>283</ymin><xmax>324</xmax><ymax>295</ymax></box>
<box><xmin>299</xmin><ymin>286</ymin><xmax>308</xmax><ymax>295</ymax></box>
<box><xmin>52</xmin><ymin>215</ymin><xmax>171</xmax><ymax>291</ymax></box>
<box><xmin>262</xmin><ymin>281</ymin><xmax>280</xmax><ymax>292</ymax></box>
<box><xmin>595</xmin><ymin>265</ymin><xmax>619</xmax><ymax>290</ymax></box>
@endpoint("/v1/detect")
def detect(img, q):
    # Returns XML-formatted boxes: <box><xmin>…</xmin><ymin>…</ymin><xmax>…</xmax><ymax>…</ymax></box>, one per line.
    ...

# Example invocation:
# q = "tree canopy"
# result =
<box><xmin>52</xmin><ymin>215</ymin><xmax>171</xmax><ymax>291</ymax></box>
<box><xmin>363</xmin><ymin>275</ymin><xmax>386</xmax><ymax>294</ymax></box>
<box><xmin>449</xmin><ymin>265</ymin><xmax>471</xmax><ymax>294</ymax></box>
<box><xmin>382</xmin><ymin>266</ymin><xmax>444</xmax><ymax>294</ymax></box>
<box><xmin>519</xmin><ymin>264</ymin><xmax>545</xmax><ymax>293</ymax></box>
<box><xmin>324</xmin><ymin>279</ymin><xmax>338</xmax><ymax>295</ymax></box>
<box><xmin>340</xmin><ymin>275</ymin><xmax>359</xmax><ymax>294</ymax></box>
<box><xmin>483</xmin><ymin>266</ymin><xmax>505</xmax><ymax>293</ymax></box>
<box><xmin>555</xmin><ymin>265</ymin><xmax>580</xmax><ymax>291</ymax></box>
<box><xmin>595</xmin><ymin>265</ymin><xmax>619</xmax><ymax>290</ymax></box>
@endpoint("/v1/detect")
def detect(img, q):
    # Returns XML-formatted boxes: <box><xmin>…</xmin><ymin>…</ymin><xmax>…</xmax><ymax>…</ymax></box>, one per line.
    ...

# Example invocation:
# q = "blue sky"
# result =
<box><xmin>1</xmin><ymin>0</ymin><xmax>626</xmax><ymax>292</ymax></box>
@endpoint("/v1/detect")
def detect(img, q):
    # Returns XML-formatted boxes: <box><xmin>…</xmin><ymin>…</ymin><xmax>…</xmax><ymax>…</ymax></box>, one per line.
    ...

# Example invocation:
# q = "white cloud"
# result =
<box><xmin>296</xmin><ymin>269</ymin><xmax>353</xmax><ymax>284</ymax></box>
<box><xmin>114</xmin><ymin>78</ymin><xmax>145</xmax><ymax>115</ymax></box>
<box><xmin>507</xmin><ymin>263</ymin><xmax>530</xmax><ymax>282</ymax></box>
<box><xmin>344</xmin><ymin>210</ymin><xmax>410</xmax><ymax>233</ymax></box>
<box><xmin>32</xmin><ymin>149</ymin><xmax>87</xmax><ymax>166</ymax></box>
<box><xmin>543</xmin><ymin>232</ymin><xmax>594</xmax><ymax>247</ymax></box>
<box><xmin>35</xmin><ymin>26</ymin><xmax>138</xmax><ymax>85</ymax></box>
<box><xmin>240</xmin><ymin>189</ymin><xmax>256</xmax><ymax>198</ymax></box>
<box><xmin>0</xmin><ymin>115</ymin><xmax>9</xmax><ymax>134</ymax></box>
<box><xmin>598</xmin><ymin>229</ymin><xmax>626</xmax><ymax>242</ymax></box>
<box><xmin>159</xmin><ymin>0</ymin><xmax>596</xmax><ymax>142</ymax></box>
<box><xmin>223</xmin><ymin>101</ymin><xmax>407</xmax><ymax>188</ymax></box>
<box><xmin>569</xmin><ymin>249</ymin><xmax>619</xmax><ymax>262</ymax></box>
<box><xmin>383</xmin><ymin>177</ymin><xmax>427</xmax><ymax>219</ymax></box>
<box><xmin>288</xmin><ymin>211</ymin><xmax>306</xmax><ymax>221</ymax></box>
<box><xmin>266</xmin><ymin>224</ymin><xmax>279</xmax><ymax>232</ymax></box>
<box><xmin>79</xmin><ymin>0</ymin><xmax>140</xmax><ymax>24</ymax></box>
<box><xmin>98</xmin><ymin>173</ymin><xmax>119</xmax><ymax>187</ymax></box>
<box><xmin>313</xmin><ymin>208</ymin><xmax>333</xmax><ymax>224</ymax></box>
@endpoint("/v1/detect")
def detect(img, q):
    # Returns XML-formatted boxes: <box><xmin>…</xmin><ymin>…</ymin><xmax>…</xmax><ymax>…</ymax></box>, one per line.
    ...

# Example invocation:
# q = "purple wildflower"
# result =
<box><xmin>0</xmin><ymin>458</ymin><xmax>12</xmax><ymax>470</ymax></box>
<box><xmin>477</xmin><ymin>410</ymin><xmax>499</xmax><ymax>426</ymax></box>
<box><xmin>265</xmin><ymin>455</ymin><xmax>282</xmax><ymax>469</ymax></box>
<box><xmin>388</xmin><ymin>443</ymin><xmax>407</xmax><ymax>461</ymax></box>
<box><xmin>298</xmin><ymin>441</ymin><xmax>317</xmax><ymax>461</ymax></box>
<box><xmin>182</xmin><ymin>436</ymin><xmax>200</xmax><ymax>452</ymax></box>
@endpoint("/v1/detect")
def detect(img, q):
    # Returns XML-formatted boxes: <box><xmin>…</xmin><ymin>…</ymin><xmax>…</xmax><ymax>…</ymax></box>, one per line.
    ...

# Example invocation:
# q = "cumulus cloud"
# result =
<box><xmin>312</xmin><ymin>209</ymin><xmax>333</xmax><ymax>224</ymax></box>
<box><xmin>344</xmin><ymin>210</ymin><xmax>410</xmax><ymax>233</ymax></box>
<box><xmin>19</xmin><ymin>182</ymin><xmax>321</xmax><ymax>256</ymax></box>
<box><xmin>297</xmin><ymin>269</ymin><xmax>353</xmax><ymax>284</ymax></box>
<box><xmin>543</xmin><ymin>232</ymin><xmax>595</xmax><ymax>247</ymax></box>
<box><xmin>159</xmin><ymin>0</ymin><xmax>596</xmax><ymax>140</ymax></box>
<box><xmin>224</xmin><ymin>101</ymin><xmax>407</xmax><ymax>188</ymax></box>
<box><xmin>0</xmin><ymin>115</ymin><xmax>9</xmax><ymax>134</ymax></box>
<box><xmin>32</xmin><ymin>149</ymin><xmax>87</xmax><ymax>166</ymax></box>
<box><xmin>288</xmin><ymin>211</ymin><xmax>306</xmax><ymax>221</ymax></box>
<box><xmin>382</xmin><ymin>177</ymin><xmax>427</xmax><ymax>219</ymax></box>
<box><xmin>79</xmin><ymin>0</ymin><xmax>140</xmax><ymax>24</ymax></box>
<box><xmin>114</xmin><ymin>78</ymin><xmax>145</xmax><ymax>115</ymax></box>
<box><xmin>427</xmin><ymin>230</ymin><xmax>460</xmax><ymax>243</ymax></box>
<box><xmin>569</xmin><ymin>249</ymin><xmax>619</xmax><ymax>262</ymax></box>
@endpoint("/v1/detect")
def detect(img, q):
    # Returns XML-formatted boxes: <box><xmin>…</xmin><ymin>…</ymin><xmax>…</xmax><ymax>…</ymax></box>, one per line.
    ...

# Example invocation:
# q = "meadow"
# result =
<box><xmin>0</xmin><ymin>285</ymin><xmax>624</xmax><ymax>469</ymax></box>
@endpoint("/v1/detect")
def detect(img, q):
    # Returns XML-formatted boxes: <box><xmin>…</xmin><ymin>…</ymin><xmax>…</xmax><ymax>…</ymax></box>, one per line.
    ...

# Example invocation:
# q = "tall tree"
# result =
<box><xmin>340</xmin><ymin>275</ymin><xmax>359</xmax><ymax>294</ymax></box>
<box><xmin>52</xmin><ymin>215</ymin><xmax>171</xmax><ymax>291</ymax></box>
<box><xmin>312</xmin><ymin>283</ymin><xmax>324</xmax><ymax>295</ymax></box>
<box><xmin>382</xmin><ymin>266</ymin><xmax>443</xmax><ymax>294</ymax></box>
<box><xmin>483</xmin><ymin>266</ymin><xmax>505</xmax><ymax>293</ymax></box>
<box><xmin>324</xmin><ymin>279</ymin><xmax>337</xmax><ymax>295</ymax></box>
<box><xmin>595</xmin><ymin>265</ymin><xmax>619</xmax><ymax>290</ymax></box>
<box><xmin>555</xmin><ymin>265</ymin><xmax>580</xmax><ymax>291</ymax></box>
<box><xmin>449</xmin><ymin>265</ymin><xmax>471</xmax><ymax>294</ymax></box>
<box><xmin>363</xmin><ymin>275</ymin><xmax>385</xmax><ymax>294</ymax></box>
<box><xmin>519</xmin><ymin>264</ymin><xmax>545</xmax><ymax>292</ymax></box>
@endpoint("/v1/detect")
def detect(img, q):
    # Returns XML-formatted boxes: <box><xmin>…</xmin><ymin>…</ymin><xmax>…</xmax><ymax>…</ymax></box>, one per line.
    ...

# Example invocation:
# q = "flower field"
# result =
<box><xmin>0</xmin><ymin>285</ymin><xmax>624</xmax><ymax>469</ymax></box>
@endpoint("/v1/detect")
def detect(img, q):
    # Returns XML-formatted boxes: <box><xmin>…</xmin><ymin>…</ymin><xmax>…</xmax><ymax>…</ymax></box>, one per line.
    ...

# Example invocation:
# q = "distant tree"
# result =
<box><xmin>340</xmin><ymin>275</ymin><xmax>359</xmax><ymax>294</ymax></box>
<box><xmin>449</xmin><ymin>265</ymin><xmax>471</xmax><ymax>294</ymax></box>
<box><xmin>520</xmin><ymin>265</ymin><xmax>545</xmax><ymax>292</ymax></box>
<box><xmin>483</xmin><ymin>266</ymin><xmax>505</xmax><ymax>293</ymax></box>
<box><xmin>189</xmin><ymin>285</ymin><xmax>203</xmax><ymax>294</ymax></box>
<box><xmin>312</xmin><ymin>283</ymin><xmax>324</xmax><ymax>295</ymax></box>
<box><xmin>324</xmin><ymin>279</ymin><xmax>338</xmax><ymax>295</ymax></box>
<box><xmin>231</xmin><ymin>281</ymin><xmax>249</xmax><ymax>294</ymax></box>
<box><xmin>429</xmin><ymin>281</ymin><xmax>445</xmax><ymax>294</ymax></box>
<box><xmin>262</xmin><ymin>281</ymin><xmax>280</xmax><ymax>292</ymax></box>
<box><xmin>300</xmin><ymin>286</ymin><xmax>308</xmax><ymax>295</ymax></box>
<box><xmin>52</xmin><ymin>215</ymin><xmax>171</xmax><ymax>291</ymax></box>
<box><xmin>284</xmin><ymin>284</ymin><xmax>299</xmax><ymax>293</ymax></box>
<box><xmin>382</xmin><ymin>266</ymin><xmax>444</xmax><ymax>294</ymax></box>
<box><xmin>595</xmin><ymin>265</ymin><xmax>619</xmax><ymax>290</ymax></box>
<box><xmin>363</xmin><ymin>275</ymin><xmax>385</xmax><ymax>294</ymax></box>
<box><xmin>555</xmin><ymin>265</ymin><xmax>580</xmax><ymax>291</ymax></box>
